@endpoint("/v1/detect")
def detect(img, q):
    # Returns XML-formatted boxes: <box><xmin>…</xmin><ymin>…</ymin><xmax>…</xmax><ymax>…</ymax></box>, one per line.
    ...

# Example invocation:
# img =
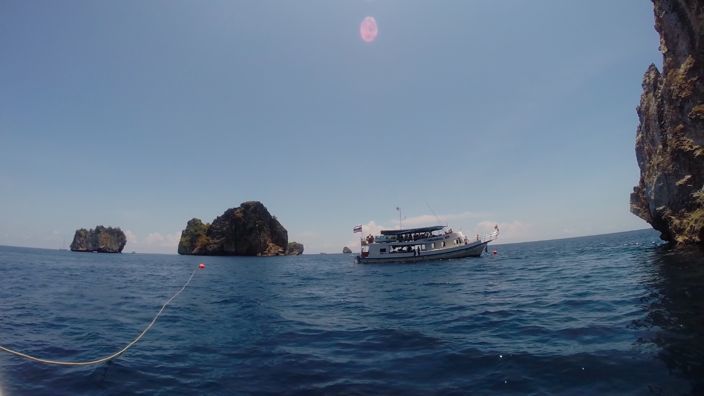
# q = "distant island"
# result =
<box><xmin>178</xmin><ymin>201</ymin><xmax>303</xmax><ymax>256</ymax></box>
<box><xmin>70</xmin><ymin>226</ymin><xmax>126</xmax><ymax>253</ymax></box>
<box><xmin>631</xmin><ymin>0</ymin><xmax>704</xmax><ymax>246</ymax></box>
<box><xmin>287</xmin><ymin>242</ymin><xmax>304</xmax><ymax>255</ymax></box>
<box><xmin>343</xmin><ymin>246</ymin><xmax>352</xmax><ymax>254</ymax></box>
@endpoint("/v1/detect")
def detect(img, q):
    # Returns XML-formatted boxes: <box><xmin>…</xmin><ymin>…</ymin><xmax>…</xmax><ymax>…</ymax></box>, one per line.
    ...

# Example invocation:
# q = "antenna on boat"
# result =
<box><xmin>396</xmin><ymin>206</ymin><xmax>402</xmax><ymax>229</ymax></box>
<box><xmin>425</xmin><ymin>200</ymin><xmax>446</xmax><ymax>226</ymax></box>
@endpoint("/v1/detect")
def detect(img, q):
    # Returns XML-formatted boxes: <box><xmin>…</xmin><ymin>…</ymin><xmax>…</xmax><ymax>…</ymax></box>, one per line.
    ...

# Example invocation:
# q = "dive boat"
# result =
<box><xmin>356</xmin><ymin>225</ymin><xmax>498</xmax><ymax>264</ymax></box>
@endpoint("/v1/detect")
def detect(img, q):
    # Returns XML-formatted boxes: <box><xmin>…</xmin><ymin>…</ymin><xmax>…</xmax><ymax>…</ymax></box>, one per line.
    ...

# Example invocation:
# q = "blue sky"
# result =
<box><xmin>0</xmin><ymin>1</ymin><xmax>660</xmax><ymax>253</ymax></box>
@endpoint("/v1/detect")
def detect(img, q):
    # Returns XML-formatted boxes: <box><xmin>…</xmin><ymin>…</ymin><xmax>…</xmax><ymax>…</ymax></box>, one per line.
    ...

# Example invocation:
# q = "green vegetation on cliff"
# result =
<box><xmin>178</xmin><ymin>201</ymin><xmax>302</xmax><ymax>256</ymax></box>
<box><xmin>631</xmin><ymin>0</ymin><xmax>704</xmax><ymax>246</ymax></box>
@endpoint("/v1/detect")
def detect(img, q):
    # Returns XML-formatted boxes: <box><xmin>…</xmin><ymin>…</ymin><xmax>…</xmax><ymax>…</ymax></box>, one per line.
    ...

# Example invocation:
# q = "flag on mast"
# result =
<box><xmin>353</xmin><ymin>225</ymin><xmax>362</xmax><ymax>233</ymax></box>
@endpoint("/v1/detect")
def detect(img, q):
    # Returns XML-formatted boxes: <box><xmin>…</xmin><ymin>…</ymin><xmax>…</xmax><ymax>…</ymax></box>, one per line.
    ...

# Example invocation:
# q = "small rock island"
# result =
<box><xmin>70</xmin><ymin>226</ymin><xmax>127</xmax><ymax>253</ymax></box>
<box><xmin>178</xmin><ymin>201</ymin><xmax>304</xmax><ymax>256</ymax></box>
<box><xmin>631</xmin><ymin>0</ymin><xmax>704</xmax><ymax>246</ymax></box>
<box><xmin>343</xmin><ymin>246</ymin><xmax>352</xmax><ymax>254</ymax></box>
<box><xmin>287</xmin><ymin>242</ymin><xmax>304</xmax><ymax>256</ymax></box>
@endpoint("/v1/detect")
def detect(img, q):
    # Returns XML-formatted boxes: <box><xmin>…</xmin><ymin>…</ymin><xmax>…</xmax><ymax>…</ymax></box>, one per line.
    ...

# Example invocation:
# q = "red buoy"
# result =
<box><xmin>492</xmin><ymin>250</ymin><xmax>497</xmax><ymax>255</ymax></box>
<box><xmin>199</xmin><ymin>263</ymin><xmax>205</xmax><ymax>269</ymax></box>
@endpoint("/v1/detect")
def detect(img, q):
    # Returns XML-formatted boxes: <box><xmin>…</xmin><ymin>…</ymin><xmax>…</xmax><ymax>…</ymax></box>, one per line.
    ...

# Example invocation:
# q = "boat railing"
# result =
<box><xmin>484</xmin><ymin>229</ymin><xmax>499</xmax><ymax>242</ymax></box>
<box><xmin>369</xmin><ymin>229</ymin><xmax>498</xmax><ymax>244</ymax></box>
<box><xmin>468</xmin><ymin>230</ymin><xmax>499</xmax><ymax>243</ymax></box>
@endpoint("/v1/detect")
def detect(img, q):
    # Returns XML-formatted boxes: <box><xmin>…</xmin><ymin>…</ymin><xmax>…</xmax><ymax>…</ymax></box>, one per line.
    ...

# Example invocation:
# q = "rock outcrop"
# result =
<box><xmin>177</xmin><ymin>218</ymin><xmax>210</xmax><ymax>255</ymax></box>
<box><xmin>178</xmin><ymin>201</ymin><xmax>289</xmax><ymax>256</ymax></box>
<box><xmin>631</xmin><ymin>0</ymin><xmax>704</xmax><ymax>245</ymax></box>
<box><xmin>70</xmin><ymin>226</ymin><xmax>127</xmax><ymax>253</ymax></box>
<box><xmin>286</xmin><ymin>242</ymin><xmax>304</xmax><ymax>256</ymax></box>
<box><xmin>343</xmin><ymin>246</ymin><xmax>352</xmax><ymax>254</ymax></box>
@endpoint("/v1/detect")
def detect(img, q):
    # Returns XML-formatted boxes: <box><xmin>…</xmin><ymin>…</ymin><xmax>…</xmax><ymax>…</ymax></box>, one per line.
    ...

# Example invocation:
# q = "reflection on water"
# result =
<box><xmin>635</xmin><ymin>245</ymin><xmax>704</xmax><ymax>394</ymax></box>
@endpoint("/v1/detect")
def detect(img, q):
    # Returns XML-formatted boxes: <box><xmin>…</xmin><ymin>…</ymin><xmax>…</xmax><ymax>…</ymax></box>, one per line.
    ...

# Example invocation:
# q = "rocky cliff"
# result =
<box><xmin>70</xmin><ymin>226</ymin><xmax>127</xmax><ymax>253</ymax></box>
<box><xmin>631</xmin><ymin>0</ymin><xmax>704</xmax><ymax>245</ymax></box>
<box><xmin>286</xmin><ymin>242</ymin><xmax>304</xmax><ymax>256</ymax></box>
<box><xmin>178</xmin><ymin>201</ymin><xmax>290</xmax><ymax>256</ymax></box>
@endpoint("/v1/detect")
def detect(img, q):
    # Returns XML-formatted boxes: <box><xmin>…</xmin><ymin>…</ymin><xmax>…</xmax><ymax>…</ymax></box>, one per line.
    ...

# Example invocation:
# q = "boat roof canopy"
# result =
<box><xmin>379</xmin><ymin>225</ymin><xmax>445</xmax><ymax>235</ymax></box>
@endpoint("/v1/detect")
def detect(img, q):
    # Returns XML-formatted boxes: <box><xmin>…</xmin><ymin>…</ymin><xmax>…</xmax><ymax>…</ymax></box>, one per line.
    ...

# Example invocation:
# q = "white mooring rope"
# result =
<box><xmin>0</xmin><ymin>267</ymin><xmax>198</xmax><ymax>366</ymax></box>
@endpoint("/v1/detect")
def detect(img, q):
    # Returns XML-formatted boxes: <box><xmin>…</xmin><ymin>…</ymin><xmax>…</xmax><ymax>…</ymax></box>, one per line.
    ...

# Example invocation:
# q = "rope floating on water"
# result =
<box><xmin>0</xmin><ymin>266</ymin><xmax>200</xmax><ymax>366</ymax></box>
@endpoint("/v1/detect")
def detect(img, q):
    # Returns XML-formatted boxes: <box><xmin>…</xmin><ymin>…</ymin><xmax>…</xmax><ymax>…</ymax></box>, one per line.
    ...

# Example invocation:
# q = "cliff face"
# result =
<box><xmin>178</xmin><ymin>201</ymin><xmax>289</xmax><ymax>256</ymax></box>
<box><xmin>70</xmin><ymin>226</ymin><xmax>127</xmax><ymax>253</ymax></box>
<box><xmin>631</xmin><ymin>0</ymin><xmax>704</xmax><ymax>245</ymax></box>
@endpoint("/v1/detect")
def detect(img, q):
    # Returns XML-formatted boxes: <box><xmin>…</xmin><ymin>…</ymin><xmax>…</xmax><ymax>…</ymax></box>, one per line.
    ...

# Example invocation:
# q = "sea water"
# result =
<box><xmin>0</xmin><ymin>229</ymin><xmax>703</xmax><ymax>395</ymax></box>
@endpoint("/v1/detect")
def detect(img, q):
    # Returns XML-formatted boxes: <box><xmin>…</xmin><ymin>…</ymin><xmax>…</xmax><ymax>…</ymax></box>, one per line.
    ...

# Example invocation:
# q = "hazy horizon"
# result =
<box><xmin>0</xmin><ymin>228</ymin><xmax>660</xmax><ymax>256</ymax></box>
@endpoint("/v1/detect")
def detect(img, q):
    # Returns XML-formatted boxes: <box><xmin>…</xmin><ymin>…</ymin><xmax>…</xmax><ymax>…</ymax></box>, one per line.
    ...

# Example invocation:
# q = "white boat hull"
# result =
<box><xmin>356</xmin><ymin>240</ymin><xmax>488</xmax><ymax>264</ymax></box>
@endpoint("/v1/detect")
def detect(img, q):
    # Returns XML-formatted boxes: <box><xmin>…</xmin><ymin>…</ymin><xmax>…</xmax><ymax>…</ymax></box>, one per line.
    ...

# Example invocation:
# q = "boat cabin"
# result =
<box><xmin>360</xmin><ymin>225</ymin><xmax>473</xmax><ymax>259</ymax></box>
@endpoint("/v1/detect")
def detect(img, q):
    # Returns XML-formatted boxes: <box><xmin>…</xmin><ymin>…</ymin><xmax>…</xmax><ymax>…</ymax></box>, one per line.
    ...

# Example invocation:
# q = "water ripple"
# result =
<box><xmin>1</xmin><ymin>230</ymin><xmax>703</xmax><ymax>394</ymax></box>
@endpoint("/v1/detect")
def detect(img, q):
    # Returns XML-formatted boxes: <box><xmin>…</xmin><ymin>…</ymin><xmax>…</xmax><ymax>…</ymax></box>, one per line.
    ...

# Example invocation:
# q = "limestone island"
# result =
<box><xmin>70</xmin><ymin>226</ymin><xmax>127</xmax><ymax>253</ymax></box>
<box><xmin>178</xmin><ymin>201</ymin><xmax>304</xmax><ymax>256</ymax></box>
<box><xmin>631</xmin><ymin>0</ymin><xmax>704</xmax><ymax>246</ymax></box>
<box><xmin>343</xmin><ymin>246</ymin><xmax>352</xmax><ymax>254</ymax></box>
<box><xmin>287</xmin><ymin>242</ymin><xmax>304</xmax><ymax>256</ymax></box>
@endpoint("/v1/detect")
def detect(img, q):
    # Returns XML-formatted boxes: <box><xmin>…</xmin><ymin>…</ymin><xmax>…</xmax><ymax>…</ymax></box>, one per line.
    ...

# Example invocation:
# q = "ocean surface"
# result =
<box><xmin>1</xmin><ymin>229</ymin><xmax>704</xmax><ymax>395</ymax></box>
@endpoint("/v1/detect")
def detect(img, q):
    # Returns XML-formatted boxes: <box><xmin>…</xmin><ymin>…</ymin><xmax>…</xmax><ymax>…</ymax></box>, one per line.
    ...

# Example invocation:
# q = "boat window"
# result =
<box><xmin>442</xmin><ymin>241</ymin><xmax>446</xmax><ymax>247</ymax></box>
<box><xmin>431</xmin><ymin>243</ymin><xmax>435</xmax><ymax>249</ymax></box>
<box><xmin>380</xmin><ymin>248</ymin><xmax>386</xmax><ymax>253</ymax></box>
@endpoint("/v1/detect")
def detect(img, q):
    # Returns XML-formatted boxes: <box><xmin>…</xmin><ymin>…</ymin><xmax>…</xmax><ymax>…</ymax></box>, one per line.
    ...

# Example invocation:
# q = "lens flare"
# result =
<box><xmin>360</xmin><ymin>16</ymin><xmax>378</xmax><ymax>43</ymax></box>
